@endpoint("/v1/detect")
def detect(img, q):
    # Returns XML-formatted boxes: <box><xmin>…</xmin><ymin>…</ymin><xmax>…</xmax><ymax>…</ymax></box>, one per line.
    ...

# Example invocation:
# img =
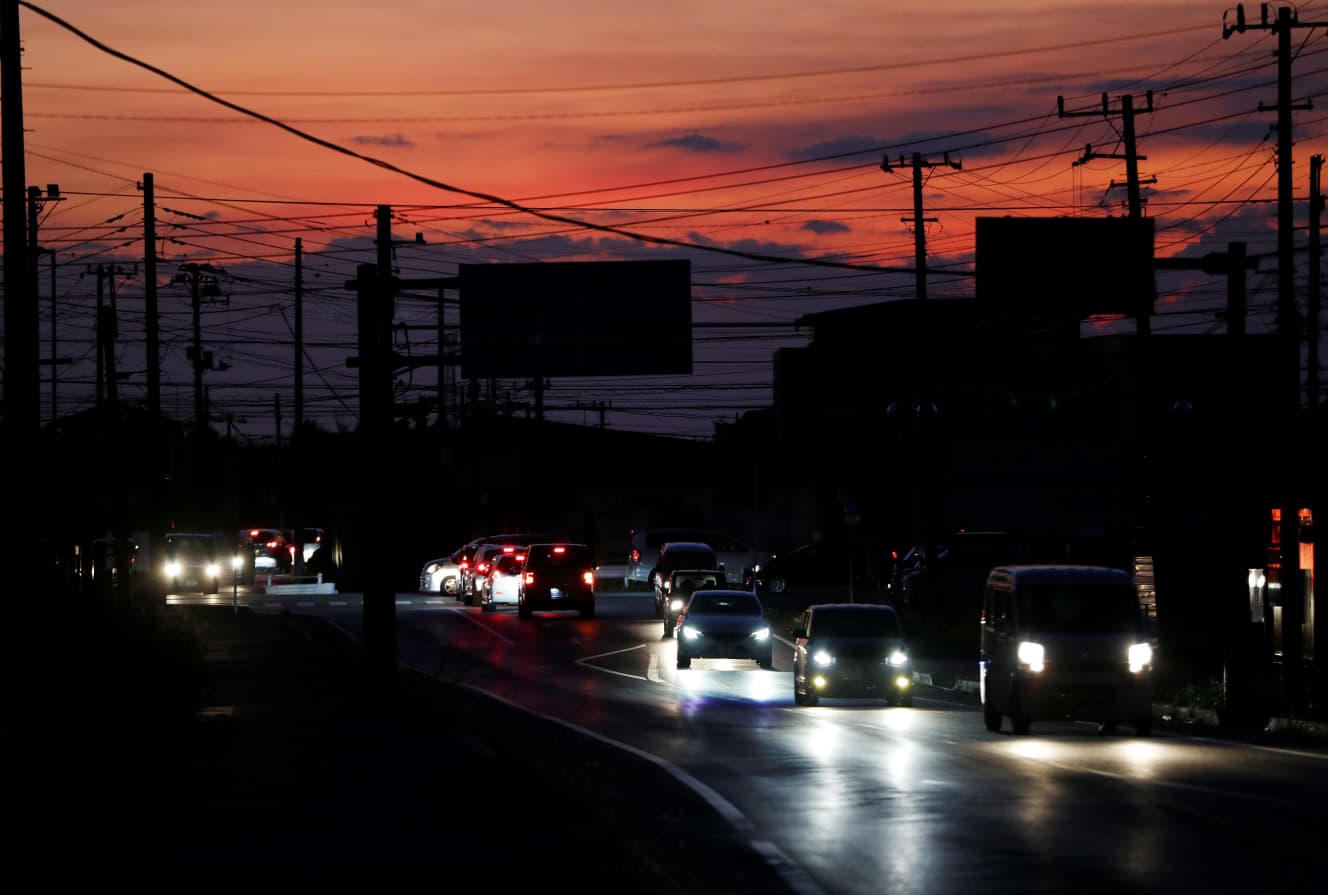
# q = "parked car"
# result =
<box><xmin>747</xmin><ymin>541</ymin><xmax>851</xmax><ymax>598</ymax></box>
<box><xmin>661</xmin><ymin>568</ymin><xmax>724</xmax><ymax>638</ymax></box>
<box><xmin>791</xmin><ymin>602</ymin><xmax>913</xmax><ymax>707</ymax></box>
<box><xmin>420</xmin><ymin>546</ymin><xmax>464</xmax><ymax>595</ymax></box>
<box><xmin>652</xmin><ymin>541</ymin><xmax>721</xmax><ymax>617</ymax></box>
<box><xmin>518</xmin><ymin>542</ymin><xmax>596</xmax><ymax>619</ymax></box>
<box><xmin>897</xmin><ymin>530</ymin><xmax>1025</xmax><ymax>617</ymax></box>
<box><xmin>479</xmin><ymin>547</ymin><xmax>527</xmax><ymax>612</ymax></box>
<box><xmin>675</xmin><ymin>588</ymin><xmax>773</xmax><ymax>669</ymax></box>
<box><xmin>625</xmin><ymin>527</ymin><xmax>770</xmax><ymax>589</ymax></box>
<box><xmin>162</xmin><ymin>531</ymin><xmax>222</xmax><ymax>595</ymax></box>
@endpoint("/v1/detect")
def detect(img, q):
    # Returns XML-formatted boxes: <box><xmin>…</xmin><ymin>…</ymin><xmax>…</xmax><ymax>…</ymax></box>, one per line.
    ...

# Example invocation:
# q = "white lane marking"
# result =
<box><xmin>463</xmin><ymin>683</ymin><xmax>828</xmax><ymax>895</ymax></box>
<box><xmin>575</xmin><ymin>642</ymin><xmax>653</xmax><ymax>682</ymax></box>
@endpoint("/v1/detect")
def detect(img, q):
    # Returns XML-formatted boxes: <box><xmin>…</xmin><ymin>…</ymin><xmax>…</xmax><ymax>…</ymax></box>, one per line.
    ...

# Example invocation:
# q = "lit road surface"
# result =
<box><xmin>255</xmin><ymin>589</ymin><xmax>1328</xmax><ymax>895</ymax></box>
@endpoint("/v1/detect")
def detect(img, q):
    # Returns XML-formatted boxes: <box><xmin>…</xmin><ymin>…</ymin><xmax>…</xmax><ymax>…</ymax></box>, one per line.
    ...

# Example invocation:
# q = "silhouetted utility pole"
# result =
<box><xmin>1310</xmin><ymin>155</ymin><xmax>1324</xmax><ymax>410</ymax></box>
<box><xmin>139</xmin><ymin>174</ymin><xmax>161</xmax><ymax>420</ymax></box>
<box><xmin>175</xmin><ymin>263</ymin><xmax>227</xmax><ymax>435</ymax></box>
<box><xmin>294</xmin><ymin>237</ymin><xmax>304</xmax><ymax>436</ymax></box>
<box><xmin>27</xmin><ymin>184</ymin><xmax>62</xmax><ymax>423</ymax></box>
<box><xmin>881</xmin><ymin>151</ymin><xmax>960</xmax><ymax>618</ymax></box>
<box><xmin>87</xmin><ymin>263</ymin><xmax>136</xmax><ymax>407</ymax></box>
<box><xmin>1059</xmin><ymin>91</ymin><xmax>1156</xmax><ymax>334</ymax></box>
<box><xmin>3</xmin><ymin>0</ymin><xmax>39</xmax><ymax>443</ymax></box>
<box><xmin>1223</xmin><ymin>3</ymin><xmax>1328</xmax><ymax>713</ymax></box>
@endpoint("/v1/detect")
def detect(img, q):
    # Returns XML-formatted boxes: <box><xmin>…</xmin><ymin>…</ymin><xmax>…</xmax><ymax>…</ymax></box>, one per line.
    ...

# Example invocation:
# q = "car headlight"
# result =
<box><xmin>663</xmin><ymin>580</ymin><xmax>672</xmax><ymax>593</ymax></box>
<box><xmin>750</xmin><ymin>626</ymin><xmax>770</xmax><ymax>641</ymax></box>
<box><xmin>205</xmin><ymin>563</ymin><xmax>220</xmax><ymax>578</ymax></box>
<box><xmin>682</xmin><ymin>626</ymin><xmax>702</xmax><ymax>640</ymax></box>
<box><xmin>670</xmin><ymin>598</ymin><xmax>684</xmax><ymax>612</ymax></box>
<box><xmin>812</xmin><ymin>649</ymin><xmax>836</xmax><ymax>667</ymax></box>
<box><xmin>1017</xmin><ymin>640</ymin><xmax>1045</xmax><ymax>673</ymax></box>
<box><xmin>424</xmin><ymin>562</ymin><xmax>441</xmax><ymax>574</ymax></box>
<box><xmin>164</xmin><ymin>561</ymin><xmax>181</xmax><ymax>578</ymax></box>
<box><xmin>1128</xmin><ymin>642</ymin><xmax>1153</xmax><ymax>673</ymax></box>
<box><xmin>232</xmin><ymin>555</ymin><xmax>244</xmax><ymax>570</ymax></box>
<box><xmin>887</xmin><ymin>649</ymin><xmax>910</xmax><ymax>667</ymax></box>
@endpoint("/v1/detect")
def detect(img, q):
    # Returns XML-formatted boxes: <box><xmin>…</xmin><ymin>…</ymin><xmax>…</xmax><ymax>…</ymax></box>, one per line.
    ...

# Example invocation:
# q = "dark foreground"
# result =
<box><xmin>6</xmin><ymin>606</ymin><xmax>796</xmax><ymax>891</ymax></box>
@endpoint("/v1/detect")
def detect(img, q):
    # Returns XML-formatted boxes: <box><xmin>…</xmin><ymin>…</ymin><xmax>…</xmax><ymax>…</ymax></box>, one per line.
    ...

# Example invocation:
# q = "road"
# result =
<box><xmin>227</xmin><ymin>586</ymin><xmax>1328</xmax><ymax>895</ymax></box>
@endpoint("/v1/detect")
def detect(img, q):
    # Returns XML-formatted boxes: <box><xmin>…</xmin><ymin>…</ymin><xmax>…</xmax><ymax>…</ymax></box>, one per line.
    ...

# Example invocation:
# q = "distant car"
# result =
<box><xmin>518</xmin><ymin>542</ymin><xmax>596</xmax><ymax>620</ymax></box>
<box><xmin>460</xmin><ymin>532</ymin><xmax>568</xmax><ymax>603</ymax></box>
<box><xmin>661</xmin><ymin>568</ymin><xmax>724</xmax><ymax>638</ymax></box>
<box><xmin>236</xmin><ymin>527</ymin><xmax>292</xmax><ymax>582</ymax></box>
<box><xmin>625</xmin><ymin>527</ymin><xmax>771</xmax><ymax>589</ymax></box>
<box><xmin>162</xmin><ymin>531</ymin><xmax>222</xmax><ymax>595</ymax></box>
<box><xmin>420</xmin><ymin>546</ymin><xmax>464</xmax><ymax>595</ymax></box>
<box><xmin>791</xmin><ymin>603</ymin><xmax>913</xmax><ymax>707</ymax></box>
<box><xmin>675</xmin><ymin>588</ymin><xmax>772</xmax><ymax>669</ymax></box>
<box><xmin>479</xmin><ymin>547</ymin><xmax>527</xmax><ymax>612</ymax></box>
<box><xmin>652</xmin><ymin>541</ymin><xmax>721</xmax><ymax>617</ymax></box>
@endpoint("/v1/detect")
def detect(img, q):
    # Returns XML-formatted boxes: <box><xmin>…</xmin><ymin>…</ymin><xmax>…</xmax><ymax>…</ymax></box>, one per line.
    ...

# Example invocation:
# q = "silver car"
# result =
<box><xmin>420</xmin><ymin>546</ymin><xmax>464</xmax><ymax>595</ymax></box>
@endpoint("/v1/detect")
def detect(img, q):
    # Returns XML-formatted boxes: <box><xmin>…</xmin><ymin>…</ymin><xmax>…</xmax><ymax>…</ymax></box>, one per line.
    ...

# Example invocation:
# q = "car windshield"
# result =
<box><xmin>674</xmin><ymin>573</ymin><xmax>720</xmax><ymax>592</ymax></box>
<box><xmin>167</xmin><ymin>537</ymin><xmax>216</xmax><ymax>558</ymax></box>
<box><xmin>688</xmin><ymin>592</ymin><xmax>761</xmax><ymax>615</ymax></box>
<box><xmin>1018</xmin><ymin>583</ymin><xmax>1141</xmax><ymax>633</ymax></box>
<box><xmin>812</xmin><ymin>609</ymin><xmax>901</xmax><ymax>638</ymax></box>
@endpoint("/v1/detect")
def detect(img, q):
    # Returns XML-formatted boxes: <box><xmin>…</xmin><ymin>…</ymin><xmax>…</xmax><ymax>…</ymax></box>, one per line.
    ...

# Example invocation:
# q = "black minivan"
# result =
<box><xmin>651</xmin><ymin>541</ymin><xmax>721</xmax><ymax>618</ymax></box>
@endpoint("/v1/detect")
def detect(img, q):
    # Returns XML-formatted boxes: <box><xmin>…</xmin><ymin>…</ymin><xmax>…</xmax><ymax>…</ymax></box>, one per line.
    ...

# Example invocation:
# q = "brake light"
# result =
<box><xmin>502</xmin><ymin>545</ymin><xmax>516</xmax><ymax>554</ymax></box>
<box><xmin>553</xmin><ymin>545</ymin><xmax>567</xmax><ymax>554</ymax></box>
<box><xmin>582</xmin><ymin>570</ymin><xmax>595</xmax><ymax>587</ymax></box>
<box><xmin>250</xmin><ymin>529</ymin><xmax>261</xmax><ymax>538</ymax></box>
<box><xmin>524</xmin><ymin>571</ymin><xmax>535</xmax><ymax>585</ymax></box>
<box><xmin>630</xmin><ymin>548</ymin><xmax>640</xmax><ymax>562</ymax></box>
<box><xmin>266</xmin><ymin>539</ymin><xmax>279</xmax><ymax>549</ymax></box>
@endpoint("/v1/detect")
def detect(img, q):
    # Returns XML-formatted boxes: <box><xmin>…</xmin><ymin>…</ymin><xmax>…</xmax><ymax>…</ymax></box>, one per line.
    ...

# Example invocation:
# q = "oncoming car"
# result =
<box><xmin>791</xmin><ymin>603</ymin><xmax>913</xmax><ymax>707</ymax></box>
<box><xmin>675</xmin><ymin>589</ymin><xmax>772</xmax><ymax>669</ymax></box>
<box><xmin>163</xmin><ymin>531</ymin><xmax>223</xmax><ymax>595</ymax></box>
<box><xmin>662</xmin><ymin>568</ymin><xmax>723</xmax><ymax>638</ymax></box>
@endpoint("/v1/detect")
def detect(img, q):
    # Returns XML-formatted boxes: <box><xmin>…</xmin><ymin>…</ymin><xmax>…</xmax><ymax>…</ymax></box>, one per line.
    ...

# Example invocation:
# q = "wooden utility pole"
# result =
<box><xmin>294</xmin><ymin>237</ymin><xmax>304</xmax><ymax>437</ymax></box>
<box><xmin>881</xmin><ymin>150</ymin><xmax>960</xmax><ymax>618</ymax></box>
<box><xmin>140</xmin><ymin>173</ymin><xmax>161</xmax><ymax>420</ymax></box>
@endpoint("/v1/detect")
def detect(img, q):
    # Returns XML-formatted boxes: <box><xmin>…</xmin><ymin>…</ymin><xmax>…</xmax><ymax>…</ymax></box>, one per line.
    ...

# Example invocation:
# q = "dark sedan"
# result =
<box><xmin>675</xmin><ymin>589</ymin><xmax>772</xmax><ymax>669</ymax></box>
<box><xmin>791</xmin><ymin>602</ymin><xmax>913</xmax><ymax>707</ymax></box>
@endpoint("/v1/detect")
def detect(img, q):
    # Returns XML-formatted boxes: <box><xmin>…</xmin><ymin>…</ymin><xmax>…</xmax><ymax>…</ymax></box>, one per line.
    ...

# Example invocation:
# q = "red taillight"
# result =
<box><xmin>630</xmin><ymin>548</ymin><xmax>640</xmax><ymax>562</ymax></box>
<box><xmin>460</xmin><ymin>561</ymin><xmax>470</xmax><ymax>571</ymax></box>
<box><xmin>266</xmin><ymin>539</ymin><xmax>279</xmax><ymax>549</ymax></box>
<box><xmin>582</xmin><ymin>570</ymin><xmax>595</xmax><ymax>587</ymax></box>
<box><xmin>553</xmin><ymin>545</ymin><xmax>567</xmax><ymax>554</ymax></box>
<box><xmin>477</xmin><ymin>561</ymin><xmax>490</xmax><ymax>574</ymax></box>
<box><xmin>502</xmin><ymin>545</ymin><xmax>516</xmax><ymax>554</ymax></box>
<box><xmin>524</xmin><ymin>572</ymin><xmax>535</xmax><ymax>585</ymax></box>
<box><xmin>250</xmin><ymin>529</ymin><xmax>261</xmax><ymax>538</ymax></box>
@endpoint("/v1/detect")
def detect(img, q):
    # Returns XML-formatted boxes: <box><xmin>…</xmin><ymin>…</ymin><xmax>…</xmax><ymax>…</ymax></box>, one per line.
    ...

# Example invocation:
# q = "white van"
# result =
<box><xmin>979</xmin><ymin>565</ymin><xmax>1153</xmax><ymax>736</ymax></box>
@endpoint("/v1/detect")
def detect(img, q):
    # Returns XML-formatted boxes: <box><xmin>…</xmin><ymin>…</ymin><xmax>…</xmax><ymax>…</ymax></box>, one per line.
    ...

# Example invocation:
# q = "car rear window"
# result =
<box><xmin>527</xmin><ymin>544</ymin><xmax>592</xmax><ymax>568</ymax></box>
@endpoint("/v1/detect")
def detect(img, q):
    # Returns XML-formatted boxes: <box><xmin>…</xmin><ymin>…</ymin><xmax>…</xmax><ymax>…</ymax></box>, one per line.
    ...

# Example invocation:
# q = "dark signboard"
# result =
<box><xmin>458</xmin><ymin>259</ymin><xmax>692</xmax><ymax>378</ymax></box>
<box><xmin>975</xmin><ymin>216</ymin><xmax>1155</xmax><ymax>321</ymax></box>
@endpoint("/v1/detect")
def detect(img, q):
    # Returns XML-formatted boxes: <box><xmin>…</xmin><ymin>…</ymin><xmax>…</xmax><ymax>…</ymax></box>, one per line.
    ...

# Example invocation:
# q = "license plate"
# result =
<box><xmin>184</xmin><ymin>579</ymin><xmax>199</xmax><ymax>587</ymax></box>
<box><xmin>551</xmin><ymin>587</ymin><xmax>563</xmax><ymax>598</ymax></box>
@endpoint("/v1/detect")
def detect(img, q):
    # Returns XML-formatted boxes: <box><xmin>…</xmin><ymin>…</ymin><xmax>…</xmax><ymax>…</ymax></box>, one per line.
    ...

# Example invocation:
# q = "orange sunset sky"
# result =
<box><xmin>5</xmin><ymin>0</ymin><xmax>1326</xmax><ymax>439</ymax></box>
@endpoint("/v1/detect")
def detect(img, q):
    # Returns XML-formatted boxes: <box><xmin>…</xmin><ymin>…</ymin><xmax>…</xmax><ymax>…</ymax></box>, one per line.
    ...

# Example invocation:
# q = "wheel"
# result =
<box><xmin>663</xmin><ymin>620</ymin><xmax>674</xmax><ymax>638</ymax></box>
<box><xmin>581</xmin><ymin>604</ymin><xmax>596</xmax><ymax>619</ymax></box>
<box><xmin>895</xmin><ymin>692</ymin><xmax>913</xmax><ymax>708</ymax></box>
<box><xmin>983</xmin><ymin>703</ymin><xmax>1002</xmax><ymax>732</ymax></box>
<box><xmin>443</xmin><ymin>577</ymin><xmax>459</xmax><ymax>596</ymax></box>
<box><xmin>1012</xmin><ymin>713</ymin><xmax>1032</xmax><ymax>735</ymax></box>
<box><xmin>676</xmin><ymin>654</ymin><xmax>691</xmax><ymax>669</ymax></box>
<box><xmin>463</xmin><ymin>590</ymin><xmax>475</xmax><ymax>606</ymax></box>
<box><xmin>1134</xmin><ymin>718</ymin><xmax>1152</xmax><ymax>737</ymax></box>
<box><xmin>517</xmin><ymin>594</ymin><xmax>532</xmax><ymax>619</ymax></box>
<box><xmin>767</xmin><ymin>575</ymin><xmax>787</xmax><ymax>594</ymax></box>
<box><xmin>1098</xmin><ymin>720</ymin><xmax>1118</xmax><ymax>734</ymax></box>
<box><xmin>794</xmin><ymin>680</ymin><xmax>805</xmax><ymax>705</ymax></box>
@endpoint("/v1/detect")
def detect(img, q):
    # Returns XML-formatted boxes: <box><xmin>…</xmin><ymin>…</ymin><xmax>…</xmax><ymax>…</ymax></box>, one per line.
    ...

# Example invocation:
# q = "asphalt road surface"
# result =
<box><xmin>236</xmin><ymin>587</ymin><xmax>1327</xmax><ymax>895</ymax></box>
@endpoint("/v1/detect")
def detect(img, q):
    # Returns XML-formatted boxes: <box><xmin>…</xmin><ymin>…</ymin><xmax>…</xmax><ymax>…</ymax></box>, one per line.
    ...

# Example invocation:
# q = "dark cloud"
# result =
<box><xmin>645</xmin><ymin>134</ymin><xmax>731</xmax><ymax>153</ymax></box>
<box><xmin>802</xmin><ymin>220</ymin><xmax>851</xmax><ymax>235</ymax></box>
<box><xmin>789</xmin><ymin>135</ymin><xmax>885</xmax><ymax>161</ymax></box>
<box><xmin>352</xmin><ymin>133</ymin><xmax>414</xmax><ymax>148</ymax></box>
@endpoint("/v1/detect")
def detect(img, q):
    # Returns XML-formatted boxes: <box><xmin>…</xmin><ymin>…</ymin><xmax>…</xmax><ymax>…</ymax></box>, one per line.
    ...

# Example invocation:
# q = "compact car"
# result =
<box><xmin>661</xmin><ymin>568</ymin><xmax>724</xmax><ymax>638</ymax></box>
<box><xmin>479</xmin><ymin>547</ymin><xmax>527</xmax><ymax>612</ymax></box>
<box><xmin>675</xmin><ymin>588</ymin><xmax>772</xmax><ymax>669</ymax></box>
<box><xmin>791</xmin><ymin>603</ymin><xmax>913</xmax><ymax>707</ymax></box>
<box><xmin>420</xmin><ymin>546</ymin><xmax>464</xmax><ymax>595</ymax></box>
<box><xmin>162</xmin><ymin>531</ymin><xmax>223</xmax><ymax>595</ymax></box>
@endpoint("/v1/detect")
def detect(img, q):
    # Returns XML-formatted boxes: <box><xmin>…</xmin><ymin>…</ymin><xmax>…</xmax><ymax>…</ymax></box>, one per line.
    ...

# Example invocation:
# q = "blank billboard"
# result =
<box><xmin>458</xmin><ymin>259</ymin><xmax>692</xmax><ymax>378</ymax></box>
<box><xmin>976</xmin><ymin>217</ymin><xmax>1154</xmax><ymax>321</ymax></box>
